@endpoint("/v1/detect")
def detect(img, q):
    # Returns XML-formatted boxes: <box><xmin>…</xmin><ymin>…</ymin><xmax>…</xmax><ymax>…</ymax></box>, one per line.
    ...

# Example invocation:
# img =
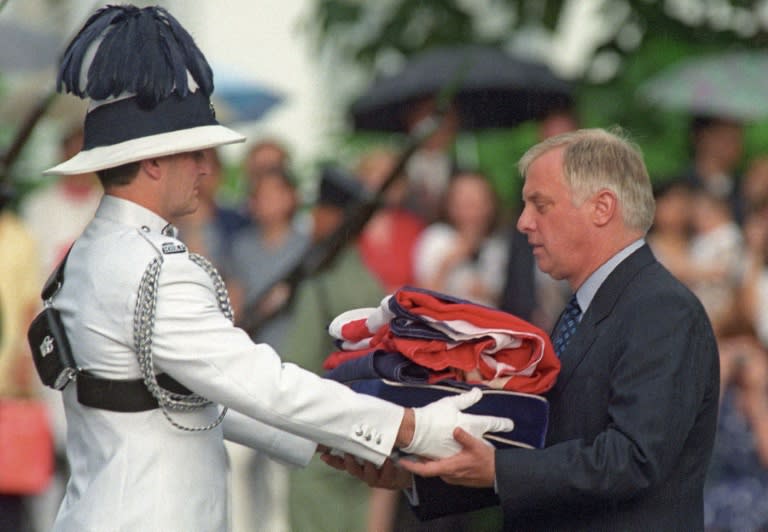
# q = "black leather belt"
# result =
<box><xmin>76</xmin><ymin>371</ymin><xmax>192</xmax><ymax>412</ymax></box>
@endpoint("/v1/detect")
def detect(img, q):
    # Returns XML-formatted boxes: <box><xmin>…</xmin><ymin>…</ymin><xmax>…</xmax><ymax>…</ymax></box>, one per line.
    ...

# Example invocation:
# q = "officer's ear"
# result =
<box><xmin>140</xmin><ymin>158</ymin><xmax>163</xmax><ymax>182</ymax></box>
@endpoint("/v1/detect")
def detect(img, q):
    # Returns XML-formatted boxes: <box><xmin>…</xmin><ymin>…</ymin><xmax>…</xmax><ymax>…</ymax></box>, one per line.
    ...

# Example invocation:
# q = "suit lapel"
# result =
<box><xmin>551</xmin><ymin>245</ymin><xmax>657</xmax><ymax>393</ymax></box>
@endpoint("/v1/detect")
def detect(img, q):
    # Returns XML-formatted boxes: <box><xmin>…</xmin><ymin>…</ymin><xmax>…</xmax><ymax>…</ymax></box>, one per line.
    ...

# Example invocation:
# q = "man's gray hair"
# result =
<box><xmin>518</xmin><ymin>127</ymin><xmax>656</xmax><ymax>232</ymax></box>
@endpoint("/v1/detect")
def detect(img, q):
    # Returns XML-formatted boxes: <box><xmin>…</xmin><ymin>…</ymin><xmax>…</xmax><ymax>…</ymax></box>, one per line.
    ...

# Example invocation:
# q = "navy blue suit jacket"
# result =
<box><xmin>411</xmin><ymin>245</ymin><xmax>720</xmax><ymax>531</ymax></box>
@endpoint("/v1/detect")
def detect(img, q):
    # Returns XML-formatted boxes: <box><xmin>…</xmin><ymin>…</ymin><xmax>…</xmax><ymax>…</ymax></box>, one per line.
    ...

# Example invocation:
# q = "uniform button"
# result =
<box><xmin>375</xmin><ymin>435</ymin><xmax>382</xmax><ymax>445</ymax></box>
<box><xmin>354</xmin><ymin>427</ymin><xmax>364</xmax><ymax>437</ymax></box>
<box><xmin>141</xmin><ymin>225</ymin><xmax>150</xmax><ymax>232</ymax></box>
<box><xmin>365</xmin><ymin>433</ymin><xmax>372</xmax><ymax>441</ymax></box>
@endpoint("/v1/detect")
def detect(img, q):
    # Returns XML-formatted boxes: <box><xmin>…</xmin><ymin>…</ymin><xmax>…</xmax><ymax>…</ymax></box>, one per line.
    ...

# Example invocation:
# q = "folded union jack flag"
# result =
<box><xmin>323</xmin><ymin>286</ymin><xmax>560</xmax><ymax>394</ymax></box>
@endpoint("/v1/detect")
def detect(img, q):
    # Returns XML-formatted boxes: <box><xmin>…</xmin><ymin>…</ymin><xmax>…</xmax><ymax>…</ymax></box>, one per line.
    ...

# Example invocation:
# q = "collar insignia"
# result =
<box><xmin>162</xmin><ymin>242</ymin><xmax>187</xmax><ymax>254</ymax></box>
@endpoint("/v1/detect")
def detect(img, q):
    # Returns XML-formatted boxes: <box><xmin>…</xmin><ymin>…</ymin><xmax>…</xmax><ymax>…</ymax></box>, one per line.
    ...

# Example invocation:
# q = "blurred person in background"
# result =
<box><xmin>355</xmin><ymin>147</ymin><xmax>426</xmax><ymax>293</ymax></box>
<box><xmin>230</xmin><ymin>166</ymin><xmax>308</xmax><ymax>349</ymax></box>
<box><xmin>401</xmin><ymin>98</ymin><xmax>460</xmax><ymax>223</ymax></box>
<box><xmin>21</xmin><ymin>124</ymin><xmax>102</xmax><ymax>278</ymax></box>
<box><xmin>507</xmin><ymin>105</ymin><xmax>581</xmax><ymax>330</ymax></box>
<box><xmin>243</xmin><ymin>138</ymin><xmax>291</xmax><ymax>186</ymax></box>
<box><xmin>413</xmin><ymin>169</ymin><xmax>508</xmax><ymax>307</ymax></box>
<box><xmin>0</xmin><ymin>206</ymin><xmax>42</xmax><ymax>532</ymax></box>
<box><xmin>282</xmin><ymin>167</ymin><xmax>386</xmax><ymax>532</ymax></box>
<box><xmin>19</xmin><ymin>124</ymin><xmax>102</xmax><ymax>532</ymax></box>
<box><xmin>649</xmin><ymin>181</ymin><xmax>746</xmax><ymax>337</ymax></box>
<box><xmin>682</xmin><ymin>115</ymin><xmax>745</xmax><ymax>224</ymax></box>
<box><xmin>497</xmin><ymin>221</ymin><xmax>538</xmax><ymax>324</ymax></box>
<box><xmin>687</xmin><ymin>189</ymin><xmax>745</xmax><ymax>336</ymax></box>
<box><xmin>175</xmin><ymin>148</ymin><xmax>248</xmax><ymax>279</ymax></box>
<box><xmin>646</xmin><ymin>179</ymin><xmax>696</xmax><ymax>283</ymax></box>
<box><xmin>703</xmin><ymin>200</ymin><xmax>768</xmax><ymax>531</ymax></box>
<box><xmin>224</xmin><ymin>167</ymin><xmax>308</xmax><ymax>532</ymax></box>
<box><xmin>536</xmin><ymin>106</ymin><xmax>580</xmax><ymax>141</ymax></box>
<box><xmin>354</xmin><ymin>148</ymin><xmax>489</xmax><ymax>532</ymax></box>
<box><xmin>741</xmin><ymin>155</ymin><xmax>768</xmax><ymax>216</ymax></box>
<box><xmin>241</xmin><ymin>138</ymin><xmax>305</xmax><ymax>240</ymax></box>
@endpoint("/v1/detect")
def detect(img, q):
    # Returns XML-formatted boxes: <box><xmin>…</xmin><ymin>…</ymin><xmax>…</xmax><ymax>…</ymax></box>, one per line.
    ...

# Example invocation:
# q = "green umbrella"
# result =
<box><xmin>637</xmin><ymin>49</ymin><xmax>768</xmax><ymax>122</ymax></box>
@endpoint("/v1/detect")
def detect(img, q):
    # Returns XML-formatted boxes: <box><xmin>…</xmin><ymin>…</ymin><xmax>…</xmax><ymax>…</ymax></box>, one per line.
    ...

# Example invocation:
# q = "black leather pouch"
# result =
<box><xmin>27</xmin><ymin>248</ymin><xmax>77</xmax><ymax>390</ymax></box>
<box><xmin>27</xmin><ymin>307</ymin><xmax>77</xmax><ymax>390</ymax></box>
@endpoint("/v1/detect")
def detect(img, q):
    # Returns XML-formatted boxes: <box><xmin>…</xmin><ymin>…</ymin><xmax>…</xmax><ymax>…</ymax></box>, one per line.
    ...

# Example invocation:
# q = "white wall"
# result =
<box><xmin>168</xmin><ymin>0</ymin><xmax>330</xmax><ymax>168</ymax></box>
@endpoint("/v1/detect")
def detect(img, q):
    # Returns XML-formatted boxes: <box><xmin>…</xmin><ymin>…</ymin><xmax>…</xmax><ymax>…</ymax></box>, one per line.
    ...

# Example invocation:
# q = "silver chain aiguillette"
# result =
<box><xmin>133</xmin><ymin>252</ymin><xmax>233</xmax><ymax>431</ymax></box>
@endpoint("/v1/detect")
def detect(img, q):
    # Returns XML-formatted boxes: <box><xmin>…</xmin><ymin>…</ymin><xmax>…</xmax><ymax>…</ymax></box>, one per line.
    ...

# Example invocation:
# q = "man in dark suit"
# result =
<box><xmin>324</xmin><ymin>128</ymin><xmax>720</xmax><ymax>531</ymax></box>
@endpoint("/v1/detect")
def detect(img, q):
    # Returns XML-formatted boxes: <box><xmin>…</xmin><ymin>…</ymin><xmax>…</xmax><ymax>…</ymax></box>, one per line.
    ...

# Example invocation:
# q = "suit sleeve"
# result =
<box><xmin>409</xmin><ymin>476</ymin><xmax>499</xmax><ymax>520</ymax></box>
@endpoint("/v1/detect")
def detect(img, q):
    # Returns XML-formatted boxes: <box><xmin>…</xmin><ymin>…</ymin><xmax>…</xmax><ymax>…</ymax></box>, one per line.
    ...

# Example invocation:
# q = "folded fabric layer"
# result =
<box><xmin>341</xmin><ymin>379</ymin><xmax>549</xmax><ymax>449</ymax></box>
<box><xmin>323</xmin><ymin>351</ymin><xmax>432</xmax><ymax>384</ymax></box>
<box><xmin>325</xmin><ymin>286</ymin><xmax>560</xmax><ymax>394</ymax></box>
<box><xmin>328</xmin><ymin>287</ymin><xmax>467</xmax><ymax>347</ymax></box>
<box><xmin>390</xmin><ymin>316</ymin><xmax>453</xmax><ymax>341</ymax></box>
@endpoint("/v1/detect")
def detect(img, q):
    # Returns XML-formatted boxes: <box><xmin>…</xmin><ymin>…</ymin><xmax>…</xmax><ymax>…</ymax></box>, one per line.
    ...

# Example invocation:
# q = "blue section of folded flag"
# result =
<box><xmin>328</xmin><ymin>376</ymin><xmax>549</xmax><ymax>449</ymax></box>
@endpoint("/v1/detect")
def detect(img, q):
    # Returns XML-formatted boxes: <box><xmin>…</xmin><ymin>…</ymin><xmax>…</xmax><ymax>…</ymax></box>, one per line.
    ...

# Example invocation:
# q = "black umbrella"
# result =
<box><xmin>350</xmin><ymin>44</ymin><xmax>573</xmax><ymax>132</ymax></box>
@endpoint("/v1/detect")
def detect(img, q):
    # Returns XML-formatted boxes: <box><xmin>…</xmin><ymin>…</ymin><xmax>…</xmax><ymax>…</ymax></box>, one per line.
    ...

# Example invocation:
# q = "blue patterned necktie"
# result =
<box><xmin>552</xmin><ymin>294</ymin><xmax>581</xmax><ymax>357</ymax></box>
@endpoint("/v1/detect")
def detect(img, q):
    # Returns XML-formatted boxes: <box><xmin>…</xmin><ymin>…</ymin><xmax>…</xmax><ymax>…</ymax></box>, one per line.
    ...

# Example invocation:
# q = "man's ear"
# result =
<box><xmin>140</xmin><ymin>158</ymin><xmax>163</xmax><ymax>181</ymax></box>
<box><xmin>592</xmin><ymin>189</ymin><xmax>617</xmax><ymax>227</ymax></box>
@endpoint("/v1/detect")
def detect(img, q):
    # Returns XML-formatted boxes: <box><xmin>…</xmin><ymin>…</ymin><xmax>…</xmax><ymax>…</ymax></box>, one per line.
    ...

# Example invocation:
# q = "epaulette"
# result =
<box><xmin>136</xmin><ymin>228</ymin><xmax>188</xmax><ymax>257</ymax></box>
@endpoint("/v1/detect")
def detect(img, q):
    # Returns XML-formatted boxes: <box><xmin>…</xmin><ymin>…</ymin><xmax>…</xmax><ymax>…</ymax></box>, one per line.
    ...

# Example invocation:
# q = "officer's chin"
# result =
<box><xmin>174</xmin><ymin>199</ymin><xmax>201</xmax><ymax>221</ymax></box>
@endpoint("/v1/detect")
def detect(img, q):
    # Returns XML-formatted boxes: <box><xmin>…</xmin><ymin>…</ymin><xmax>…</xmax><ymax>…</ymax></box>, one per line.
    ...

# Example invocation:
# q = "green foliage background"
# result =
<box><xmin>304</xmin><ymin>0</ymin><xmax>768</xmax><ymax>212</ymax></box>
<box><xmin>4</xmin><ymin>0</ymin><xmax>768</xmax><ymax>211</ymax></box>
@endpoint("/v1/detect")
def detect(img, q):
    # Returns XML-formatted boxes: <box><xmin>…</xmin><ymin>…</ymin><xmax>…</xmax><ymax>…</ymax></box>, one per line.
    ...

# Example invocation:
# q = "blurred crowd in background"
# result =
<box><xmin>3</xmin><ymin>2</ymin><xmax>768</xmax><ymax>528</ymax></box>
<box><xmin>2</xmin><ymin>100</ymin><xmax>768</xmax><ymax>531</ymax></box>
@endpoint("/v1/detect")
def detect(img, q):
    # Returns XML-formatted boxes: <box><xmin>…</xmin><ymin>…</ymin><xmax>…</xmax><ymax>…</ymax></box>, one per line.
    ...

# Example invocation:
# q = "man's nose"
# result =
<box><xmin>516</xmin><ymin>207</ymin><xmax>532</xmax><ymax>233</ymax></box>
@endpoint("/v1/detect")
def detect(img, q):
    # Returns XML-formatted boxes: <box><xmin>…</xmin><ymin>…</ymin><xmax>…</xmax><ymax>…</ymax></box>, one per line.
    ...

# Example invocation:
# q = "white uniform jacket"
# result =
<box><xmin>53</xmin><ymin>196</ymin><xmax>403</xmax><ymax>532</ymax></box>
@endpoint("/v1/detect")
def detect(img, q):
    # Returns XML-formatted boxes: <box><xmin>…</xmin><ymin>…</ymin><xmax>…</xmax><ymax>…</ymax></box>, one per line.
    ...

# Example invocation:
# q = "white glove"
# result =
<box><xmin>402</xmin><ymin>387</ymin><xmax>515</xmax><ymax>459</ymax></box>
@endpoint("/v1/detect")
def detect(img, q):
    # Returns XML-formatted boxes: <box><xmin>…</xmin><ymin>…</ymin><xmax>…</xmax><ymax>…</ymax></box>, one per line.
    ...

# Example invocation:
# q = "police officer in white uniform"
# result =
<box><xmin>32</xmin><ymin>6</ymin><xmax>513</xmax><ymax>531</ymax></box>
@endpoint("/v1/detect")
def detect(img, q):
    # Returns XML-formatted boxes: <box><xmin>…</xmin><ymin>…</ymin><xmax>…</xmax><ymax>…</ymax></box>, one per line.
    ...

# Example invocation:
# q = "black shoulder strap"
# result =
<box><xmin>34</xmin><ymin>244</ymin><xmax>193</xmax><ymax>412</ymax></box>
<box><xmin>41</xmin><ymin>247</ymin><xmax>72</xmax><ymax>301</ymax></box>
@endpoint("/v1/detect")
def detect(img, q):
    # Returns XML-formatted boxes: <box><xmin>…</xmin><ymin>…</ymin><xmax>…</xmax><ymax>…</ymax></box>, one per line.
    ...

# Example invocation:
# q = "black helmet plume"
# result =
<box><xmin>56</xmin><ymin>4</ymin><xmax>214</xmax><ymax>109</ymax></box>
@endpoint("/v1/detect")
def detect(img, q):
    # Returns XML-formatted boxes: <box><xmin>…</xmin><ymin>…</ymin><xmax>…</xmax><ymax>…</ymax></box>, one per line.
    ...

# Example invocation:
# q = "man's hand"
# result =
<box><xmin>402</xmin><ymin>387</ymin><xmax>514</xmax><ymax>458</ymax></box>
<box><xmin>399</xmin><ymin>427</ymin><xmax>497</xmax><ymax>488</ymax></box>
<box><xmin>321</xmin><ymin>452</ymin><xmax>412</xmax><ymax>490</ymax></box>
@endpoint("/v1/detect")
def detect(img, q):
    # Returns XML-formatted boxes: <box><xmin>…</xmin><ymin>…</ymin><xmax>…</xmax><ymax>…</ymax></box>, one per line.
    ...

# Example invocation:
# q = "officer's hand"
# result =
<box><xmin>402</xmin><ymin>388</ymin><xmax>514</xmax><ymax>458</ymax></box>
